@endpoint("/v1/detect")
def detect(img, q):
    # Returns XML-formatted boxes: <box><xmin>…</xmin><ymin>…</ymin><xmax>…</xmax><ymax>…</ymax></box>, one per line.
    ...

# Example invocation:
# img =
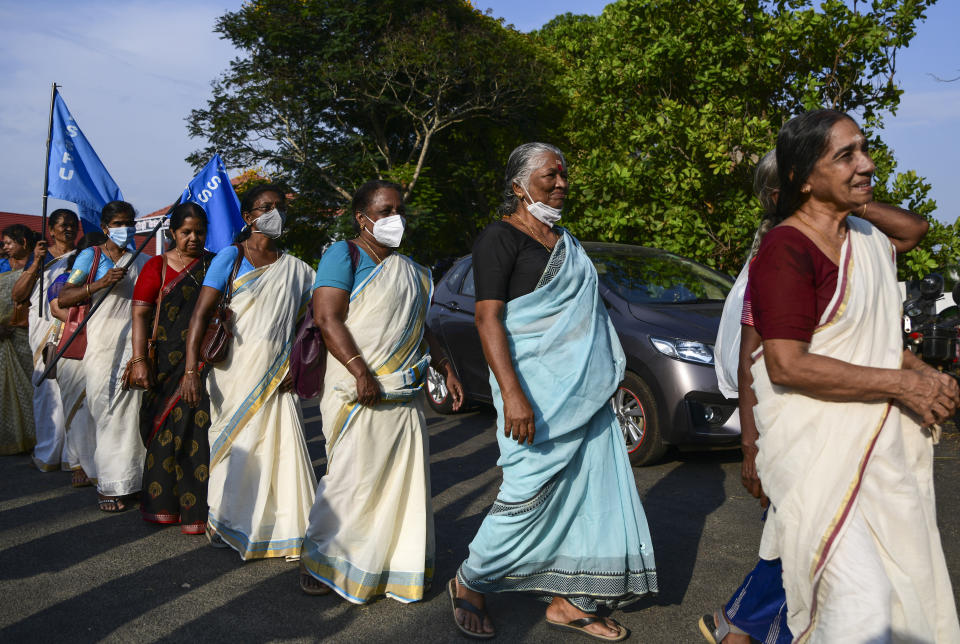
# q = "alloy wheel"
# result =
<box><xmin>612</xmin><ymin>386</ymin><xmax>646</xmax><ymax>452</ymax></box>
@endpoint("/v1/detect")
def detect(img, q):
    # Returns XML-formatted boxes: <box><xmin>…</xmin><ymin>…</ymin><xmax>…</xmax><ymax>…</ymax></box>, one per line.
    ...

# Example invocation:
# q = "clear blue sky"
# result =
<box><xmin>1</xmin><ymin>1</ymin><xmax>956</xmax><ymax>223</ymax></box>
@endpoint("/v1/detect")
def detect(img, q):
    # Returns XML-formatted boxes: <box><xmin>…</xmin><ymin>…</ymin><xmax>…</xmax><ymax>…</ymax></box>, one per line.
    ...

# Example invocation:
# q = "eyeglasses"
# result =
<box><xmin>251</xmin><ymin>202</ymin><xmax>283</xmax><ymax>214</ymax></box>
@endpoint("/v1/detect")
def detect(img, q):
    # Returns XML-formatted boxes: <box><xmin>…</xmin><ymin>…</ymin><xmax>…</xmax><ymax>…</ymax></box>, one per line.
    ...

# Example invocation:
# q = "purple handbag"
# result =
<box><xmin>290</xmin><ymin>241</ymin><xmax>360</xmax><ymax>399</ymax></box>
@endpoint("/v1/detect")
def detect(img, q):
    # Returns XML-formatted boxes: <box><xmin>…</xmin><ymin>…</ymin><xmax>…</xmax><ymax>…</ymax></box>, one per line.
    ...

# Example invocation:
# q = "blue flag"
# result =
<box><xmin>46</xmin><ymin>90</ymin><xmax>123</xmax><ymax>231</ymax></box>
<box><xmin>181</xmin><ymin>155</ymin><xmax>244</xmax><ymax>252</ymax></box>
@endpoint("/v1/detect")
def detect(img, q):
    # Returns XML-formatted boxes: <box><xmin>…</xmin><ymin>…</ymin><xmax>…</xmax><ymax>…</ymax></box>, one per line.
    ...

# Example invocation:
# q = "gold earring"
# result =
<box><xmin>801</xmin><ymin>185</ymin><xmax>811</xmax><ymax>194</ymax></box>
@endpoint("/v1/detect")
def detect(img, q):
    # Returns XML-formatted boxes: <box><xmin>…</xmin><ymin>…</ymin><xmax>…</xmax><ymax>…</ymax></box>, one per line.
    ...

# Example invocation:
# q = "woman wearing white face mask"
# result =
<box><xmin>298</xmin><ymin>180</ymin><xmax>463</xmax><ymax>602</ymax></box>
<box><xmin>58</xmin><ymin>201</ymin><xmax>150</xmax><ymax>512</ymax></box>
<box><xmin>450</xmin><ymin>143</ymin><xmax>657</xmax><ymax>641</ymax></box>
<box><xmin>181</xmin><ymin>184</ymin><xmax>317</xmax><ymax>560</ymax></box>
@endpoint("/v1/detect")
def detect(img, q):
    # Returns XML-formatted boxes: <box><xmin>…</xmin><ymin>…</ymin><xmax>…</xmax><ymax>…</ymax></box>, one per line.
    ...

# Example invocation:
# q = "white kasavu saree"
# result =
<box><xmin>56</xmin><ymin>330</ymin><xmax>97</xmax><ymax>482</ymax></box>
<box><xmin>205</xmin><ymin>253</ymin><xmax>317</xmax><ymax>560</ymax></box>
<box><xmin>81</xmin><ymin>251</ymin><xmax>149</xmax><ymax>497</ymax></box>
<box><xmin>301</xmin><ymin>252</ymin><xmax>435</xmax><ymax>604</ymax></box>
<box><xmin>27</xmin><ymin>252</ymin><xmax>71</xmax><ymax>471</ymax></box>
<box><xmin>751</xmin><ymin>216</ymin><xmax>960</xmax><ymax>642</ymax></box>
<box><xmin>458</xmin><ymin>231</ymin><xmax>658</xmax><ymax>612</ymax></box>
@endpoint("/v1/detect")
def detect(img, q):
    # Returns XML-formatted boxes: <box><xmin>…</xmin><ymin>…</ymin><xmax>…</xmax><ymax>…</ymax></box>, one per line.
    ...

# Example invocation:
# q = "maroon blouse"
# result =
<box><xmin>748</xmin><ymin>226</ymin><xmax>839</xmax><ymax>343</ymax></box>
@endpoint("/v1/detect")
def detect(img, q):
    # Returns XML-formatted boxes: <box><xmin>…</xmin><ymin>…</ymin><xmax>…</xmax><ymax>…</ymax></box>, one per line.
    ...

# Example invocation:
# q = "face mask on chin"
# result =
<box><xmin>520</xmin><ymin>185</ymin><xmax>562</xmax><ymax>227</ymax></box>
<box><xmin>252</xmin><ymin>208</ymin><xmax>284</xmax><ymax>239</ymax></box>
<box><xmin>364</xmin><ymin>213</ymin><xmax>406</xmax><ymax>248</ymax></box>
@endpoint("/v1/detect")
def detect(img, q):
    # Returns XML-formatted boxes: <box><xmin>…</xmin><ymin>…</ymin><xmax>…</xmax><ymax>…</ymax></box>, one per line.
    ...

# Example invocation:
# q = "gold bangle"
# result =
<box><xmin>860</xmin><ymin>203</ymin><xmax>868</xmax><ymax>217</ymax></box>
<box><xmin>185</xmin><ymin>369</ymin><xmax>197</xmax><ymax>375</ymax></box>
<box><xmin>435</xmin><ymin>356</ymin><xmax>450</xmax><ymax>368</ymax></box>
<box><xmin>85</xmin><ymin>284</ymin><xmax>92</xmax><ymax>298</ymax></box>
<box><xmin>128</xmin><ymin>356</ymin><xmax>146</xmax><ymax>366</ymax></box>
<box><xmin>344</xmin><ymin>354</ymin><xmax>362</xmax><ymax>367</ymax></box>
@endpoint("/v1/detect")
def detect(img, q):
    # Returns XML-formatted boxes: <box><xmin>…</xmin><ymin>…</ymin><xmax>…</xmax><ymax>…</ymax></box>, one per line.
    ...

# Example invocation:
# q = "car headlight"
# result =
<box><xmin>649</xmin><ymin>336</ymin><xmax>714</xmax><ymax>365</ymax></box>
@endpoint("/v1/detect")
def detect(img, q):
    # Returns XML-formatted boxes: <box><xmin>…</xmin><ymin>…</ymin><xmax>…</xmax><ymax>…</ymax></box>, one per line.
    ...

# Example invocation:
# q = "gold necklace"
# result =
<box><xmin>175</xmin><ymin>248</ymin><xmax>204</xmax><ymax>287</ymax></box>
<box><xmin>243</xmin><ymin>239</ymin><xmax>279</xmax><ymax>266</ymax></box>
<box><xmin>505</xmin><ymin>214</ymin><xmax>555</xmax><ymax>252</ymax></box>
<box><xmin>795</xmin><ymin>213</ymin><xmax>845</xmax><ymax>258</ymax></box>
<box><xmin>357</xmin><ymin>236</ymin><xmax>383</xmax><ymax>264</ymax></box>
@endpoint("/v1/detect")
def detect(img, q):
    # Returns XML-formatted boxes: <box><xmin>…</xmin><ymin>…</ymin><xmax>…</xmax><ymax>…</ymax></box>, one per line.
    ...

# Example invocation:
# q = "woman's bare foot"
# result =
<box><xmin>453</xmin><ymin>578</ymin><xmax>494</xmax><ymax>636</ymax></box>
<box><xmin>545</xmin><ymin>597</ymin><xmax>620</xmax><ymax>639</ymax></box>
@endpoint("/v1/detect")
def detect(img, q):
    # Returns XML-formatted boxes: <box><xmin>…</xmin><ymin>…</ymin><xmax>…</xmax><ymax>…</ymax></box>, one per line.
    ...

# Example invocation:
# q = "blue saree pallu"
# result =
<box><xmin>458</xmin><ymin>233</ymin><xmax>658</xmax><ymax>611</ymax></box>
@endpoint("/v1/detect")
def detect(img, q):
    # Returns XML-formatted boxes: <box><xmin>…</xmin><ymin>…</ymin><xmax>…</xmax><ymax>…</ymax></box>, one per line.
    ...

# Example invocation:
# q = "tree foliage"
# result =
<box><xmin>537</xmin><ymin>0</ymin><xmax>941</xmax><ymax>275</ymax></box>
<box><xmin>188</xmin><ymin>0</ymin><xmax>557</xmax><ymax>264</ymax></box>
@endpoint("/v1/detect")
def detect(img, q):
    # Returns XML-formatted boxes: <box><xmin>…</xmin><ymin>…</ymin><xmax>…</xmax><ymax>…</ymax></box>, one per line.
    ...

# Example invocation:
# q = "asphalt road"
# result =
<box><xmin>1</xmin><ymin>404</ymin><xmax>959</xmax><ymax>643</ymax></box>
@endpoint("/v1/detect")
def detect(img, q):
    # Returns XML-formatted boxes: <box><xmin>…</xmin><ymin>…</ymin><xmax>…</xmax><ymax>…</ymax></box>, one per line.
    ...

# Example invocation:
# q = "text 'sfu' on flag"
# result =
<box><xmin>46</xmin><ymin>89</ymin><xmax>123</xmax><ymax>231</ymax></box>
<box><xmin>181</xmin><ymin>155</ymin><xmax>244</xmax><ymax>252</ymax></box>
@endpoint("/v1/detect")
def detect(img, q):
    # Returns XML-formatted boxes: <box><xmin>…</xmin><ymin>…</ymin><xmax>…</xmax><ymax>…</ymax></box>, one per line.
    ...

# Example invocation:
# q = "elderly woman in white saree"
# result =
<box><xmin>299</xmin><ymin>180</ymin><xmax>463</xmax><ymax>603</ymax></box>
<box><xmin>748</xmin><ymin>110</ymin><xmax>960</xmax><ymax>642</ymax></box>
<box><xmin>58</xmin><ymin>203</ymin><xmax>149</xmax><ymax>511</ymax></box>
<box><xmin>182</xmin><ymin>184</ymin><xmax>316</xmax><ymax>560</ymax></box>
<box><xmin>44</xmin><ymin>233</ymin><xmax>105</xmax><ymax>488</ymax></box>
<box><xmin>452</xmin><ymin>144</ymin><xmax>657</xmax><ymax>641</ymax></box>
<box><xmin>11</xmin><ymin>210</ymin><xmax>80</xmax><ymax>474</ymax></box>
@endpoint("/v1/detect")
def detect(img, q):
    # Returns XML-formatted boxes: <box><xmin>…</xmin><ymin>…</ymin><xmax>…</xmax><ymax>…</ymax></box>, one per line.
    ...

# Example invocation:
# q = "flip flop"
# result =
<box><xmin>699</xmin><ymin>610</ymin><xmax>740</xmax><ymax>644</ymax></box>
<box><xmin>546</xmin><ymin>616</ymin><xmax>628</xmax><ymax>642</ymax></box>
<box><xmin>448</xmin><ymin>578</ymin><xmax>495</xmax><ymax>639</ymax></box>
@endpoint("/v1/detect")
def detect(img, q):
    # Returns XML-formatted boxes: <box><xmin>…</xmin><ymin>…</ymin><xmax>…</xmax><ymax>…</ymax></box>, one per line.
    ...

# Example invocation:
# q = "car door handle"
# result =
<box><xmin>444</xmin><ymin>301</ymin><xmax>462</xmax><ymax>311</ymax></box>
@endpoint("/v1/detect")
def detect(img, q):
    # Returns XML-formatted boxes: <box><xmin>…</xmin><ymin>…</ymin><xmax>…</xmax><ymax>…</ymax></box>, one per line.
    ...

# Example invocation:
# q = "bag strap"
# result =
<box><xmin>87</xmin><ymin>246</ymin><xmax>102</xmax><ymax>286</ymax></box>
<box><xmin>345</xmin><ymin>240</ymin><xmax>361</xmax><ymax>271</ymax></box>
<box><xmin>149</xmin><ymin>254</ymin><xmax>167</xmax><ymax>346</ymax></box>
<box><xmin>219</xmin><ymin>243</ymin><xmax>245</xmax><ymax>309</ymax></box>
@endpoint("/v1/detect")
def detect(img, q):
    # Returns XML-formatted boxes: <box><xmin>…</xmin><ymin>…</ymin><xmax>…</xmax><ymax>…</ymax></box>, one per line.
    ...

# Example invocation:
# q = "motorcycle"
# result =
<box><xmin>903</xmin><ymin>273</ymin><xmax>960</xmax><ymax>378</ymax></box>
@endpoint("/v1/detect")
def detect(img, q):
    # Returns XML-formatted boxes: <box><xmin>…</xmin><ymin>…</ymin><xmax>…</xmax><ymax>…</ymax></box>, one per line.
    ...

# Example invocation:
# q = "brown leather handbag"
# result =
<box><xmin>200</xmin><ymin>244</ymin><xmax>244</xmax><ymax>364</ymax></box>
<box><xmin>57</xmin><ymin>246</ymin><xmax>102</xmax><ymax>360</ymax></box>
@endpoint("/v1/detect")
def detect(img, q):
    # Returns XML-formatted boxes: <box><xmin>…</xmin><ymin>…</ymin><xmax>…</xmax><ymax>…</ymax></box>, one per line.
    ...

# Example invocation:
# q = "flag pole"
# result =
<box><xmin>38</xmin><ymin>82</ymin><xmax>59</xmax><ymax>318</ymax></box>
<box><xmin>37</xmin><ymin>197</ymin><xmax>179</xmax><ymax>383</ymax></box>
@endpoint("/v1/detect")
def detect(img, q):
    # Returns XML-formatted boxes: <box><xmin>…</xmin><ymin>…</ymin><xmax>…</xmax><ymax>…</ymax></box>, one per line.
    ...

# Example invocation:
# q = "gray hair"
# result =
<box><xmin>748</xmin><ymin>150</ymin><xmax>781</xmax><ymax>259</ymax></box>
<box><xmin>497</xmin><ymin>142</ymin><xmax>567</xmax><ymax>216</ymax></box>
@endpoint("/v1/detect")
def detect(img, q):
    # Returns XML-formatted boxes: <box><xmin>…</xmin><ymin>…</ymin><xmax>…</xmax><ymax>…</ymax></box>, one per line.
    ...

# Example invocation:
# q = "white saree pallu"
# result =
<box><xmin>301</xmin><ymin>253</ymin><xmax>435</xmax><ymax>604</ymax></box>
<box><xmin>751</xmin><ymin>216</ymin><xmax>960</xmax><ymax>642</ymax></box>
<box><xmin>58</xmin><ymin>347</ymin><xmax>97</xmax><ymax>481</ymax></box>
<box><xmin>205</xmin><ymin>254</ymin><xmax>317</xmax><ymax>560</ymax></box>
<box><xmin>84</xmin><ymin>252</ymin><xmax>149</xmax><ymax>497</ymax></box>
<box><xmin>28</xmin><ymin>253</ymin><xmax>72</xmax><ymax>471</ymax></box>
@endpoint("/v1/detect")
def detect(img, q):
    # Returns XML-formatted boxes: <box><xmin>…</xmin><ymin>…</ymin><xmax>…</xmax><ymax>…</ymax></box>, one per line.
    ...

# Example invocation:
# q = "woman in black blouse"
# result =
<box><xmin>450</xmin><ymin>143</ymin><xmax>658</xmax><ymax>641</ymax></box>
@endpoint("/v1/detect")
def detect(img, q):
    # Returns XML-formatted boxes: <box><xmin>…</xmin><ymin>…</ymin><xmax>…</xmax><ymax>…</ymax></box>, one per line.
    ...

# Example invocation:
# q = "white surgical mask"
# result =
<box><xmin>107</xmin><ymin>226</ymin><xmax>136</xmax><ymax>249</ymax></box>
<box><xmin>253</xmin><ymin>208</ymin><xmax>284</xmax><ymax>239</ymax></box>
<box><xmin>520</xmin><ymin>185</ymin><xmax>562</xmax><ymax>227</ymax></box>
<box><xmin>364</xmin><ymin>213</ymin><xmax>405</xmax><ymax>248</ymax></box>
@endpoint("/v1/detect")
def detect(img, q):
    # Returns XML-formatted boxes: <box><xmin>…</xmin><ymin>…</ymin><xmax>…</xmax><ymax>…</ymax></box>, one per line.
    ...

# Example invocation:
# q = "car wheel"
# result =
<box><xmin>426</xmin><ymin>364</ymin><xmax>456</xmax><ymax>414</ymax></box>
<box><xmin>612</xmin><ymin>372</ymin><xmax>666</xmax><ymax>466</ymax></box>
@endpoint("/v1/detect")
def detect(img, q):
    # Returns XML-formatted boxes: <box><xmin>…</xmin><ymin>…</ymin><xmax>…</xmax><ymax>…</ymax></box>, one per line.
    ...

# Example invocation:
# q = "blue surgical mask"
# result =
<box><xmin>107</xmin><ymin>226</ymin><xmax>136</xmax><ymax>249</ymax></box>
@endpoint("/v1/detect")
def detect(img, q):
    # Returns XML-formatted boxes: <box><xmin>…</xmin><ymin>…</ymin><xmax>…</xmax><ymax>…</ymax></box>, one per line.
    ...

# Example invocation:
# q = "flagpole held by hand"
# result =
<box><xmin>38</xmin><ymin>82</ymin><xmax>59</xmax><ymax>319</ymax></box>
<box><xmin>37</xmin><ymin>200</ymin><xmax>178</xmax><ymax>384</ymax></box>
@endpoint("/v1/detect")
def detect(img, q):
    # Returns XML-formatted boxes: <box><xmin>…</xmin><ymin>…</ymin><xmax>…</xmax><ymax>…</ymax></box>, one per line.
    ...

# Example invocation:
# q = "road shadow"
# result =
<box><xmin>627</xmin><ymin>450</ymin><xmax>731</xmax><ymax>608</ymax></box>
<box><xmin>0</xmin><ymin>542</ymin><xmax>236</xmax><ymax>640</ymax></box>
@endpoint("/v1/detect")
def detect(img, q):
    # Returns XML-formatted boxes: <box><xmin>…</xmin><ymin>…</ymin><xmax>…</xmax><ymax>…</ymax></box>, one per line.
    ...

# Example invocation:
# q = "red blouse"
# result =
<box><xmin>748</xmin><ymin>226</ymin><xmax>839</xmax><ymax>343</ymax></box>
<box><xmin>132</xmin><ymin>255</ymin><xmax>182</xmax><ymax>306</ymax></box>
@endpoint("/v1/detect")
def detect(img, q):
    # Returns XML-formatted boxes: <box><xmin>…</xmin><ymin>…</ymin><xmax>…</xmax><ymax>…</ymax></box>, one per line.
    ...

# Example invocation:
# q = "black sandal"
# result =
<box><xmin>546</xmin><ymin>615</ymin><xmax>628</xmax><ymax>642</ymax></box>
<box><xmin>97</xmin><ymin>496</ymin><xmax>127</xmax><ymax>513</ymax></box>
<box><xmin>448</xmin><ymin>578</ymin><xmax>495</xmax><ymax>639</ymax></box>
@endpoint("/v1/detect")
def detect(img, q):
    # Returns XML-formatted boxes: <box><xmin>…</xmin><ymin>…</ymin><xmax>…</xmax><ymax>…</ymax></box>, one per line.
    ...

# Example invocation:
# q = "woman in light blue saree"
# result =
<box><xmin>451</xmin><ymin>143</ymin><xmax>657</xmax><ymax>641</ymax></box>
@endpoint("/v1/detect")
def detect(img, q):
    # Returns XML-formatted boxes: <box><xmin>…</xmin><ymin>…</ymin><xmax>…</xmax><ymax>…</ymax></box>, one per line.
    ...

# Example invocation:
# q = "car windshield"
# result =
<box><xmin>589</xmin><ymin>249</ymin><xmax>733</xmax><ymax>304</ymax></box>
